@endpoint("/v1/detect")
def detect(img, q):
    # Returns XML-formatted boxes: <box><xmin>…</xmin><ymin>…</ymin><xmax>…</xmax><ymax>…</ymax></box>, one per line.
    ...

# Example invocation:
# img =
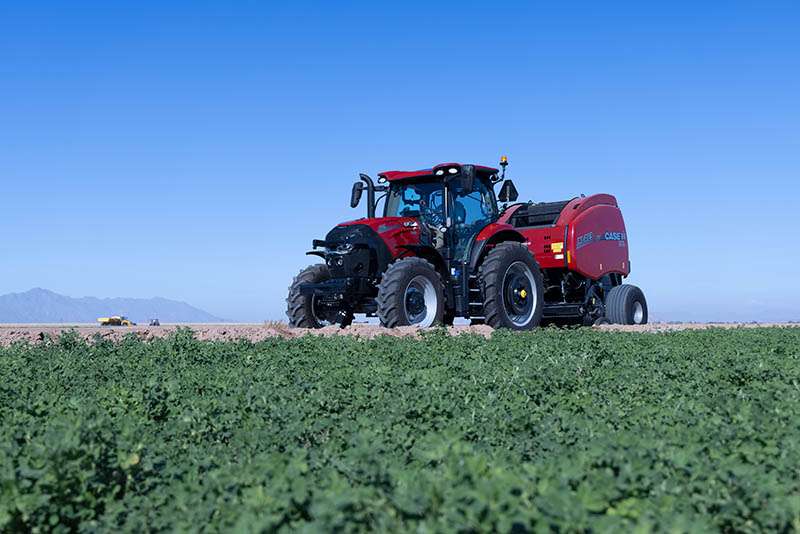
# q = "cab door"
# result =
<box><xmin>450</xmin><ymin>179</ymin><xmax>498</xmax><ymax>260</ymax></box>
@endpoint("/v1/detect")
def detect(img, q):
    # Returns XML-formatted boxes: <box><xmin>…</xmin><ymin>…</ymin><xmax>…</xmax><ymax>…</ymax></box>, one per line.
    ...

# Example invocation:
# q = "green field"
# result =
<box><xmin>2</xmin><ymin>328</ymin><xmax>799</xmax><ymax>532</ymax></box>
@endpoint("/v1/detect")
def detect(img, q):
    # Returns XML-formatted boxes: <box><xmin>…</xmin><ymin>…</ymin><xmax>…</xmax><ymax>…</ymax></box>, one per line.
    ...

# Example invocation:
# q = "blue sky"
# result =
<box><xmin>1</xmin><ymin>1</ymin><xmax>798</xmax><ymax>322</ymax></box>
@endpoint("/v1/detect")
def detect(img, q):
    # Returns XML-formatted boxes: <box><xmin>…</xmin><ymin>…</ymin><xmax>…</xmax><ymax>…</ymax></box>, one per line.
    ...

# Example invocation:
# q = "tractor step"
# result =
<box><xmin>467</xmin><ymin>274</ymin><xmax>484</xmax><ymax>319</ymax></box>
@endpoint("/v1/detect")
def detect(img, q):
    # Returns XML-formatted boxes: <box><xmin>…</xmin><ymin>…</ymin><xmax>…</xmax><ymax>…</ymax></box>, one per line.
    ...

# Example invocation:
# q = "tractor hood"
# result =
<box><xmin>334</xmin><ymin>216</ymin><xmax>423</xmax><ymax>257</ymax></box>
<box><xmin>313</xmin><ymin>217</ymin><xmax>424</xmax><ymax>279</ymax></box>
<box><xmin>339</xmin><ymin>216</ymin><xmax>417</xmax><ymax>237</ymax></box>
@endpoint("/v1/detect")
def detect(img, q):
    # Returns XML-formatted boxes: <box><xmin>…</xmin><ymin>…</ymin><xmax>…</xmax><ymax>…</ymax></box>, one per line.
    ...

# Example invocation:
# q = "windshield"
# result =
<box><xmin>384</xmin><ymin>181</ymin><xmax>445</xmax><ymax>226</ymax></box>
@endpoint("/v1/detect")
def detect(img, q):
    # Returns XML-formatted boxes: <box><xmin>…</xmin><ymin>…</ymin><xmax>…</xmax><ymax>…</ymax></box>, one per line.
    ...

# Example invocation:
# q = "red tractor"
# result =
<box><xmin>287</xmin><ymin>158</ymin><xmax>647</xmax><ymax>329</ymax></box>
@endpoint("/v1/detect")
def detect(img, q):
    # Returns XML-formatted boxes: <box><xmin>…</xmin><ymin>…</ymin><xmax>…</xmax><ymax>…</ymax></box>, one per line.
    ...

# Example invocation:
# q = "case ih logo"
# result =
<box><xmin>577</xmin><ymin>231</ymin><xmax>626</xmax><ymax>249</ymax></box>
<box><xmin>602</xmin><ymin>231</ymin><xmax>626</xmax><ymax>242</ymax></box>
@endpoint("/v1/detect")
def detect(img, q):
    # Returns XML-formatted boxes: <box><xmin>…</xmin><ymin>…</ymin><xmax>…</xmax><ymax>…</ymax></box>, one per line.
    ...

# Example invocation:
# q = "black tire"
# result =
<box><xmin>377</xmin><ymin>257</ymin><xmax>444</xmax><ymax>328</ymax></box>
<box><xmin>479</xmin><ymin>242</ymin><xmax>544</xmax><ymax>330</ymax></box>
<box><xmin>286</xmin><ymin>264</ymin><xmax>334</xmax><ymax>328</ymax></box>
<box><xmin>605</xmin><ymin>284</ymin><xmax>648</xmax><ymax>325</ymax></box>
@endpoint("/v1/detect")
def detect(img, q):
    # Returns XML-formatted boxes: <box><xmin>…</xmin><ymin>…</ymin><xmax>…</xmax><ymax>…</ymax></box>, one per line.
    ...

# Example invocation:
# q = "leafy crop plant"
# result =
<box><xmin>1</xmin><ymin>327</ymin><xmax>799</xmax><ymax>531</ymax></box>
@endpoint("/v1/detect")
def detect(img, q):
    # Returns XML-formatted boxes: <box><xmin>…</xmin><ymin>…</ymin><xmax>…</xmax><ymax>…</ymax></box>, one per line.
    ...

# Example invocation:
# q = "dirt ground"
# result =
<box><xmin>0</xmin><ymin>322</ymin><xmax>796</xmax><ymax>346</ymax></box>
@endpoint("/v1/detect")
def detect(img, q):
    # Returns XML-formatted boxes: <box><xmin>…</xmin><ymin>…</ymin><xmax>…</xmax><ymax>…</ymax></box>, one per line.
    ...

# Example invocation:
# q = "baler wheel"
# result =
<box><xmin>377</xmin><ymin>257</ymin><xmax>444</xmax><ymax>328</ymax></box>
<box><xmin>478</xmin><ymin>242</ymin><xmax>544</xmax><ymax>330</ymax></box>
<box><xmin>605</xmin><ymin>284</ymin><xmax>648</xmax><ymax>325</ymax></box>
<box><xmin>286</xmin><ymin>264</ymin><xmax>336</xmax><ymax>328</ymax></box>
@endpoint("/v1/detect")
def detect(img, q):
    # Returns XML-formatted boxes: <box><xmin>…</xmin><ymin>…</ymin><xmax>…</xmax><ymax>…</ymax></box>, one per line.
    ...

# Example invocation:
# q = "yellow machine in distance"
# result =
<box><xmin>97</xmin><ymin>315</ymin><xmax>136</xmax><ymax>326</ymax></box>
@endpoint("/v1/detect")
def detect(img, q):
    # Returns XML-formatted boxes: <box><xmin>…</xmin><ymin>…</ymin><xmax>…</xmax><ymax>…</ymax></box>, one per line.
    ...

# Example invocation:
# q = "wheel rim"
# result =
<box><xmin>633</xmin><ymin>301</ymin><xmax>644</xmax><ymax>324</ymax></box>
<box><xmin>501</xmin><ymin>261</ymin><xmax>537</xmax><ymax>327</ymax></box>
<box><xmin>403</xmin><ymin>275</ymin><xmax>437</xmax><ymax>327</ymax></box>
<box><xmin>310</xmin><ymin>295</ymin><xmax>332</xmax><ymax>327</ymax></box>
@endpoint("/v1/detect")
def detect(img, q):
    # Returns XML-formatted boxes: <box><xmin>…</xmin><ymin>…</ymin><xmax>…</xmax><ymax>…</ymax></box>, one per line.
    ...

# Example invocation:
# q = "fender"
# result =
<box><xmin>397</xmin><ymin>244</ymin><xmax>447</xmax><ymax>276</ymax></box>
<box><xmin>468</xmin><ymin>223</ymin><xmax>527</xmax><ymax>272</ymax></box>
<box><xmin>495</xmin><ymin>203</ymin><xmax>525</xmax><ymax>225</ymax></box>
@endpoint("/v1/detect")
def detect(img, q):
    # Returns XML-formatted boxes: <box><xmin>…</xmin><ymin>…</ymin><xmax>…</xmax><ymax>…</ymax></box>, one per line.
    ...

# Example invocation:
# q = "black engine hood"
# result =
<box><xmin>317</xmin><ymin>224</ymin><xmax>393</xmax><ymax>279</ymax></box>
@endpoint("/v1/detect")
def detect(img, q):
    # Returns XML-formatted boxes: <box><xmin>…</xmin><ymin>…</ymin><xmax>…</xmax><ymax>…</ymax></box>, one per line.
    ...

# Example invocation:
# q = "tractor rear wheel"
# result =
<box><xmin>377</xmin><ymin>257</ymin><xmax>444</xmax><ymax>328</ymax></box>
<box><xmin>286</xmin><ymin>264</ymin><xmax>337</xmax><ymax>328</ymax></box>
<box><xmin>605</xmin><ymin>284</ymin><xmax>648</xmax><ymax>325</ymax></box>
<box><xmin>479</xmin><ymin>242</ymin><xmax>544</xmax><ymax>330</ymax></box>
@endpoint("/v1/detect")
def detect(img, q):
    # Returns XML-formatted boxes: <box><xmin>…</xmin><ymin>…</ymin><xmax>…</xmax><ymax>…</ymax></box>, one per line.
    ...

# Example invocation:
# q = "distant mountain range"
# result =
<box><xmin>0</xmin><ymin>288</ymin><xmax>224</xmax><ymax>324</ymax></box>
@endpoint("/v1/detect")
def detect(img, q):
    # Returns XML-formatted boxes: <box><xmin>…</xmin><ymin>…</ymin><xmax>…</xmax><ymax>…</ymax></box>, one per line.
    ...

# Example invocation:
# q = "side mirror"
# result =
<box><xmin>350</xmin><ymin>182</ymin><xmax>363</xmax><ymax>208</ymax></box>
<box><xmin>498</xmin><ymin>180</ymin><xmax>518</xmax><ymax>202</ymax></box>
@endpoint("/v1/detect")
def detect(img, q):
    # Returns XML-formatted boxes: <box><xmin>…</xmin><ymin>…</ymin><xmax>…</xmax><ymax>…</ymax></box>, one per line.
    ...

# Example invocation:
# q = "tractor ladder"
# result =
<box><xmin>466</xmin><ymin>273</ymin><xmax>485</xmax><ymax>322</ymax></box>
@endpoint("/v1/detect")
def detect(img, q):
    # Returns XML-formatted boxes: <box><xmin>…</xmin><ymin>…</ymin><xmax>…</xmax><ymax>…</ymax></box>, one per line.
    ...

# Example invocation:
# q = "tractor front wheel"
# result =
<box><xmin>605</xmin><ymin>284</ymin><xmax>648</xmax><ymax>325</ymax></box>
<box><xmin>377</xmin><ymin>258</ymin><xmax>444</xmax><ymax>328</ymax></box>
<box><xmin>479</xmin><ymin>242</ymin><xmax>544</xmax><ymax>330</ymax></box>
<box><xmin>286</xmin><ymin>264</ymin><xmax>338</xmax><ymax>328</ymax></box>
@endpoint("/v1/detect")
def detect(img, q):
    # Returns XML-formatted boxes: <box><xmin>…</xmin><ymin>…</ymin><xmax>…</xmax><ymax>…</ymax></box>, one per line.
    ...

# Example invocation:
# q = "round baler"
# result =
<box><xmin>287</xmin><ymin>159</ymin><xmax>647</xmax><ymax>329</ymax></box>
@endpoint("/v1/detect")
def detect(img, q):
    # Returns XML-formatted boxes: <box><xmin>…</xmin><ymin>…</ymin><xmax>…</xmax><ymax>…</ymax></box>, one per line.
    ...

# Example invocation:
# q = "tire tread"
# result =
<box><xmin>478</xmin><ymin>242</ymin><xmax>544</xmax><ymax>330</ymax></box>
<box><xmin>286</xmin><ymin>264</ymin><xmax>330</xmax><ymax>328</ymax></box>
<box><xmin>605</xmin><ymin>284</ymin><xmax>647</xmax><ymax>325</ymax></box>
<box><xmin>377</xmin><ymin>257</ymin><xmax>443</xmax><ymax>328</ymax></box>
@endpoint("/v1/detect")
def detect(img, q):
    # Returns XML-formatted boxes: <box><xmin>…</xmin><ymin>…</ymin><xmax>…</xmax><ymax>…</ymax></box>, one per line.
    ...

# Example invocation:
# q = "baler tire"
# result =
<box><xmin>377</xmin><ymin>257</ymin><xmax>444</xmax><ymax>328</ymax></box>
<box><xmin>605</xmin><ymin>284</ymin><xmax>648</xmax><ymax>325</ymax></box>
<box><xmin>286</xmin><ymin>264</ymin><xmax>334</xmax><ymax>329</ymax></box>
<box><xmin>479</xmin><ymin>242</ymin><xmax>544</xmax><ymax>330</ymax></box>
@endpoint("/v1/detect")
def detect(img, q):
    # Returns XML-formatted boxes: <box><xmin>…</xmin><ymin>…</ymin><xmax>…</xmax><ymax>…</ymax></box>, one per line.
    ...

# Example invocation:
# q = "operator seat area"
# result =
<box><xmin>452</xmin><ymin>202</ymin><xmax>466</xmax><ymax>224</ymax></box>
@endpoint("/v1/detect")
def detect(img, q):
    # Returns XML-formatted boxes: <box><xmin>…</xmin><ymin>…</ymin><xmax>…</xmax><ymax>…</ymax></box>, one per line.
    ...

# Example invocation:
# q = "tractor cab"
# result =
<box><xmin>365</xmin><ymin>162</ymin><xmax>518</xmax><ymax>261</ymax></box>
<box><xmin>293</xmin><ymin>160</ymin><xmax>524</xmax><ymax>327</ymax></box>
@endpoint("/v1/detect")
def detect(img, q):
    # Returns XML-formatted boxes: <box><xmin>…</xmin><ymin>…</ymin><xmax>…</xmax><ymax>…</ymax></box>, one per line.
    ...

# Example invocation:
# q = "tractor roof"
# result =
<box><xmin>378</xmin><ymin>163</ymin><xmax>499</xmax><ymax>182</ymax></box>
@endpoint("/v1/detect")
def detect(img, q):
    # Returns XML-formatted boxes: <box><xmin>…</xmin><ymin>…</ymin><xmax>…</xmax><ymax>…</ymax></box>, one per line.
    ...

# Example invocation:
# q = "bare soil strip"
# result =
<box><xmin>0</xmin><ymin>322</ymin><xmax>797</xmax><ymax>345</ymax></box>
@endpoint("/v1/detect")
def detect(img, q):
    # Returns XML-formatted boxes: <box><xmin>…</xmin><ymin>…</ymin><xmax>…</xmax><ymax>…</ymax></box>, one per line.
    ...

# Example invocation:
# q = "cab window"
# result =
<box><xmin>452</xmin><ymin>179</ymin><xmax>496</xmax><ymax>227</ymax></box>
<box><xmin>452</xmin><ymin>178</ymin><xmax>497</xmax><ymax>258</ymax></box>
<box><xmin>384</xmin><ymin>181</ymin><xmax>445</xmax><ymax>226</ymax></box>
